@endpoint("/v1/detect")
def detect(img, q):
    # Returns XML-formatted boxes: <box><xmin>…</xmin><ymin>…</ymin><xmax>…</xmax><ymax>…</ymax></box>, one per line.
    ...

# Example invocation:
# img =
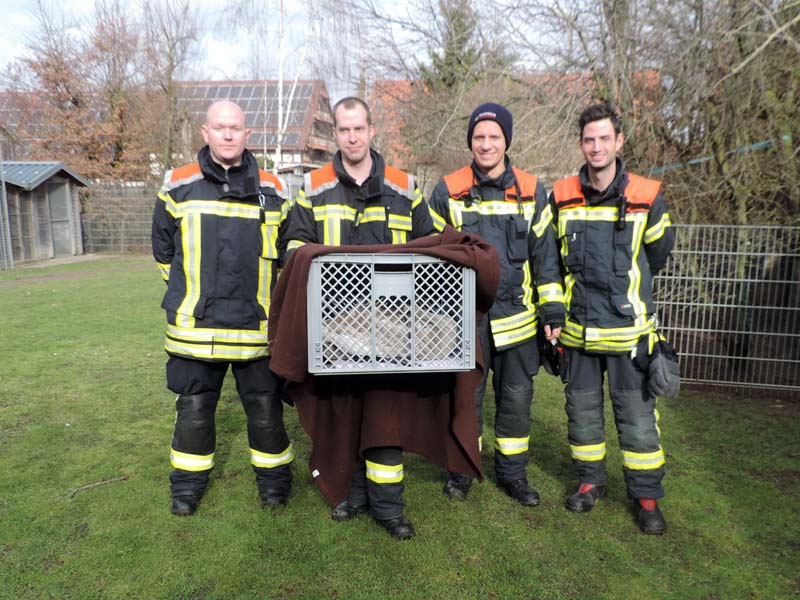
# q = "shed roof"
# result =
<box><xmin>1</xmin><ymin>161</ymin><xmax>90</xmax><ymax>190</ymax></box>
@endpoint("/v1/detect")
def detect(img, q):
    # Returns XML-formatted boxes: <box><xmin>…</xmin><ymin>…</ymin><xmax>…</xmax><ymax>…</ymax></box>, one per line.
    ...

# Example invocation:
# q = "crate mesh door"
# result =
<box><xmin>307</xmin><ymin>254</ymin><xmax>474</xmax><ymax>374</ymax></box>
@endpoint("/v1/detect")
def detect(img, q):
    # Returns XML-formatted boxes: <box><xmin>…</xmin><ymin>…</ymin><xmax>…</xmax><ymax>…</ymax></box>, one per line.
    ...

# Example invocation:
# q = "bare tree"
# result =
<box><xmin>140</xmin><ymin>0</ymin><xmax>204</xmax><ymax>171</ymax></box>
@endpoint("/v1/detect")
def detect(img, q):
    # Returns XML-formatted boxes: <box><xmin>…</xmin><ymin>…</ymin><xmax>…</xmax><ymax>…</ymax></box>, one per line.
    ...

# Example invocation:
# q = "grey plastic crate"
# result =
<box><xmin>307</xmin><ymin>253</ymin><xmax>476</xmax><ymax>374</ymax></box>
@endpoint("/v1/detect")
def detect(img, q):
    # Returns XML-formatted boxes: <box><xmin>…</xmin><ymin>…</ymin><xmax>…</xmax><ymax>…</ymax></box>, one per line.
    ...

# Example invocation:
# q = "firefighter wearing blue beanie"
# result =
<box><xmin>467</xmin><ymin>102</ymin><xmax>513</xmax><ymax>150</ymax></box>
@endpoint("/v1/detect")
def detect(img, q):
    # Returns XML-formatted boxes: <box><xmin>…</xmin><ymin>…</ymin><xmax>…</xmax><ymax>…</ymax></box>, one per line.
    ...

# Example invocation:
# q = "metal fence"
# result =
<box><xmin>82</xmin><ymin>182</ymin><xmax>154</xmax><ymax>253</ymax></box>
<box><xmin>656</xmin><ymin>224</ymin><xmax>800</xmax><ymax>393</ymax></box>
<box><xmin>80</xmin><ymin>186</ymin><xmax>800</xmax><ymax>393</ymax></box>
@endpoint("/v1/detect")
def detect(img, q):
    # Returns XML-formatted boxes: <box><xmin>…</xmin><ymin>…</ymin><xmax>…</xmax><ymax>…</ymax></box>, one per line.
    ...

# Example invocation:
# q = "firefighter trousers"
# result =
<box><xmin>166</xmin><ymin>356</ymin><xmax>293</xmax><ymax>499</ymax></box>
<box><xmin>343</xmin><ymin>446</ymin><xmax>405</xmax><ymax>521</ymax></box>
<box><xmin>563</xmin><ymin>348</ymin><xmax>665</xmax><ymax>499</ymax></box>
<box><xmin>473</xmin><ymin>316</ymin><xmax>540</xmax><ymax>483</ymax></box>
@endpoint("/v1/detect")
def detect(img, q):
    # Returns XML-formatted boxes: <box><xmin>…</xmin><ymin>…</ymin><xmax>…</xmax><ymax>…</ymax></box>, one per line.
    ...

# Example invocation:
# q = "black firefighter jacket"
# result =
<box><xmin>281</xmin><ymin>148</ymin><xmax>434</xmax><ymax>259</ymax></box>
<box><xmin>151</xmin><ymin>146</ymin><xmax>288</xmax><ymax>361</ymax></box>
<box><xmin>428</xmin><ymin>158</ymin><xmax>565</xmax><ymax>351</ymax></box>
<box><xmin>550</xmin><ymin>159</ymin><xmax>674</xmax><ymax>354</ymax></box>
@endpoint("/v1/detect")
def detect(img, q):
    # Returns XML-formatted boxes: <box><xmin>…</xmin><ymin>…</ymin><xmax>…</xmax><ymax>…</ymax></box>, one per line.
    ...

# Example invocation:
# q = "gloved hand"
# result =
<box><xmin>648</xmin><ymin>339</ymin><xmax>680</xmax><ymax>399</ymax></box>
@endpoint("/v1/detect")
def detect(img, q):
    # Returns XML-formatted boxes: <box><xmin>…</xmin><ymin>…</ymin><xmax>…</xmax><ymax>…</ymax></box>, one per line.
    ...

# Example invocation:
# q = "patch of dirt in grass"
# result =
<box><xmin>748</xmin><ymin>468</ymin><xmax>800</xmax><ymax>493</ymax></box>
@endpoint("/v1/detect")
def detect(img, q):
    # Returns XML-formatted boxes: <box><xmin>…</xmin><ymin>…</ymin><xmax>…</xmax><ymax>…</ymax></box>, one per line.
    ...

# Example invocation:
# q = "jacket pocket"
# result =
<box><xmin>460</xmin><ymin>210</ymin><xmax>480</xmax><ymax>233</ymax></box>
<box><xmin>561</xmin><ymin>220</ymin><xmax>585</xmax><ymax>272</ymax></box>
<box><xmin>161</xmin><ymin>288</ymin><xmax>206</xmax><ymax>319</ymax></box>
<box><xmin>611</xmin><ymin>294</ymin><xmax>637</xmax><ymax>318</ymax></box>
<box><xmin>507</xmin><ymin>215</ymin><xmax>529</xmax><ymax>263</ymax></box>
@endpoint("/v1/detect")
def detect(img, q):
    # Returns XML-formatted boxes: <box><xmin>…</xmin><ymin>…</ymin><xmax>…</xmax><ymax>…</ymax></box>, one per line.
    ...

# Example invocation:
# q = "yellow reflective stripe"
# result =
<box><xmin>622</xmin><ymin>448</ymin><xmax>665</xmax><ymax>470</ymax></box>
<box><xmin>158</xmin><ymin>191</ymin><xmax>179</xmax><ymax>217</ymax></box>
<box><xmin>250</xmin><ymin>443</ymin><xmax>294</xmax><ymax>468</ymax></box>
<box><xmin>167</xmin><ymin>323</ymin><xmax>267</xmax><ymax>340</ymax></box>
<box><xmin>261</xmin><ymin>223</ymin><xmax>279</xmax><ymax>259</ymax></box>
<box><xmin>429</xmin><ymin>207</ymin><xmax>448</xmax><ymax>232</ymax></box>
<box><xmin>176</xmin><ymin>213</ymin><xmax>201</xmax><ymax>328</ymax></box>
<box><xmin>287</xmin><ymin>240</ymin><xmax>305</xmax><ymax>251</ymax></box>
<box><xmin>365</xmin><ymin>460</ymin><xmax>404</xmax><ymax>483</ymax></box>
<box><xmin>391</xmin><ymin>230</ymin><xmax>408</xmax><ymax>244</ymax></box>
<box><xmin>491</xmin><ymin>308</ymin><xmax>537</xmax><ymax>333</ymax></box>
<box><xmin>493</xmin><ymin>321</ymin><xmax>537</xmax><ymax>348</ymax></box>
<box><xmin>411</xmin><ymin>186</ymin><xmax>423</xmax><ymax>208</ymax></box>
<box><xmin>313</xmin><ymin>204</ymin><xmax>357</xmax><ymax>221</ymax></box>
<box><xmin>559</xmin><ymin>317</ymin><xmax>655</xmax><ymax>353</ymax></box>
<box><xmin>359</xmin><ymin>206</ymin><xmax>387</xmax><ymax>224</ymax></box>
<box><xmin>624</xmin><ymin>217</ymin><xmax>649</xmax><ymax>319</ymax></box>
<box><xmin>281</xmin><ymin>198</ymin><xmax>292</xmax><ymax>218</ymax></box>
<box><xmin>494</xmin><ymin>436</ymin><xmax>529</xmax><ymax>455</ymax></box>
<box><xmin>257</xmin><ymin>249</ymin><xmax>273</xmax><ymax>329</ymax></box>
<box><xmin>169</xmin><ymin>200</ymin><xmax>264</xmax><ymax>220</ymax></box>
<box><xmin>644</xmin><ymin>213</ymin><xmax>671</xmax><ymax>244</ymax></box>
<box><xmin>296</xmin><ymin>190</ymin><xmax>312</xmax><ymax>209</ymax></box>
<box><xmin>478</xmin><ymin>435</ymin><xmax>483</xmax><ymax>452</ymax></box>
<box><xmin>570</xmin><ymin>441</ymin><xmax>606</xmax><ymax>462</ymax></box>
<box><xmin>522</xmin><ymin>261</ymin><xmax>534</xmax><ymax>307</ymax></box>
<box><xmin>388</xmin><ymin>213</ymin><xmax>412</xmax><ymax>230</ymax></box>
<box><xmin>157</xmin><ymin>262</ymin><xmax>171</xmax><ymax>282</ymax></box>
<box><xmin>171</xmin><ymin>448</ymin><xmax>214</xmax><ymax>472</ymax></box>
<box><xmin>164</xmin><ymin>338</ymin><xmax>268</xmax><ymax>361</ymax></box>
<box><xmin>531</xmin><ymin>203</ymin><xmax>553</xmax><ymax>238</ymax></box>
<box><xmin>654</xmin><ymin>404</ymin><xmax>661</xmax><ymax>436</ymax></box>
<box><xmin>564</xmin><ymin>273</ymin><xmax>576</xmax><ymax>312</ymax></box>
<box><xmin>557</xmin><ymin>207</ymin><xmax>646</xmax><ymax>236</ymax></box>
<box><xmin>537</xmin><ymin>283</ymin><xmax>564</xmax><ymax>304</ymax></box>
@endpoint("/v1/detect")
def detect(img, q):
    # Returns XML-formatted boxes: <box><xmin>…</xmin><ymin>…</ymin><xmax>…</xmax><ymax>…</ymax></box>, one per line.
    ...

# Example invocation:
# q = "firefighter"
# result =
<box><xmin>551</xmin><ymin>102</ymin><xmax>674</xmax><ymax>534</ymax></box>
<box><xmin>152</xmin><ymin>100</ymin><xmax>293</xmax><ymax>516</ymax></box>
<box><xmin>427</xmin><ymin>103</ymin><xmax>565</xmax><ymax>506</ymax></box>
<box><xmin>282</xmin><ymin>97</ymin><xmax>435</xmax><ymax>540</ymax></box>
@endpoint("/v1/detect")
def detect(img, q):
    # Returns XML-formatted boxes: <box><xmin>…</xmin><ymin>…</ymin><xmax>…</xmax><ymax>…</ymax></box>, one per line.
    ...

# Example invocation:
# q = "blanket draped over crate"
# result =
<box><xmin>268</xmin><ymin>227</ymin><xmax>500</xmax><ymax>506</ymax></box>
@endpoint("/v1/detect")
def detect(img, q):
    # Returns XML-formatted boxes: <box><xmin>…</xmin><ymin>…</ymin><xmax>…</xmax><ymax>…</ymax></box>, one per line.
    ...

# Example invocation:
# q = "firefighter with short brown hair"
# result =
<box><xmin>428</xmin><ymin>102</ymin><xmax>564</xmax><ymax>506</ymax></box>
<box><xmin>281</xmin><ymin>96</ymin><xmax>435</xmax><ymax>540</ymax></box>
<box><xmin>551</xmin><ymin>102</ymin><xmax>674</xmax><ymax>534</ymax></box>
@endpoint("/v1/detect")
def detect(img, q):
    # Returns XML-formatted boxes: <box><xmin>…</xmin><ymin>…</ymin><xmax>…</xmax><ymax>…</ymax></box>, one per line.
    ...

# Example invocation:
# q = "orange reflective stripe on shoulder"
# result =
<box><xmin>258</xmin><ymin>168</ymin><xmax>284</xmax><ymax>193</ymax></box>
<box><xmin>306</xmin><ymin>162</ymin><xmax>337</xmax><ymax>194</ymax></box>
<box><xmin>624</xmin><ymin>173</ymin><xmax>661</xmax><ymax>211</ymax></box>
<box><xmin>162</xmin><ymin>162</ymin><xmax>204</xmax><ymax>191</ymax></box>
<box><xmin>443</xmin><ymin>166</ymin><xmax>473</xmax><ymax>198</ymax></box>
<box><xmin>552</xmin><ymin>176</ymin><xmax>584</xmax><ymax>207</ymax></box>
<box><xmin>509</xmin><ymin>167</ymin><xmax>538</xmax><ymax>201</ymax></box>
<box><xmin>384</xmin><ymin>164</ymin><xmax>413</xmax><ymax>192</ymax></box>
<box><xmin>170</xmin><ymin>163</ymin><xmax>202</xmax><ymax>182</ymax></box>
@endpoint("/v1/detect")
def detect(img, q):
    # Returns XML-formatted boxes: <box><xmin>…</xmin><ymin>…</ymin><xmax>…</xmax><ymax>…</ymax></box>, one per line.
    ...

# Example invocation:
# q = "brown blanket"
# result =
<box><xmin>268</xmin><ymin>227</ymin><xmax>500</xmax><ymax>506</ymax></box>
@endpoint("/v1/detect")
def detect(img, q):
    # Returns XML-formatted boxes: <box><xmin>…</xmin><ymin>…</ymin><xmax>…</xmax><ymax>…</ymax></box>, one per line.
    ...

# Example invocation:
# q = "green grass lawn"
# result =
<box><xmin>1</xmin><ymin>255</ymin><xmax>798</xmax><ymax>599</ymax></box>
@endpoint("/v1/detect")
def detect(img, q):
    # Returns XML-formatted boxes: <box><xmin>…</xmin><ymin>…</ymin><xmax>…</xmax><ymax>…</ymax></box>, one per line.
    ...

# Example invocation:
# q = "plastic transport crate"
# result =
<box><xmin>307</xmin><ymin>253</ymin><xmax>476</xmax><ymax>374</ymax></box>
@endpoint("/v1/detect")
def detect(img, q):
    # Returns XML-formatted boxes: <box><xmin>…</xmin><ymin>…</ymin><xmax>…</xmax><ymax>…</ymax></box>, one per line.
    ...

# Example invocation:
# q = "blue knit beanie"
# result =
<box><xmin>467</xmin><ymin>102</ymin><xmax>513</xmax><ymax>150</ymax></box>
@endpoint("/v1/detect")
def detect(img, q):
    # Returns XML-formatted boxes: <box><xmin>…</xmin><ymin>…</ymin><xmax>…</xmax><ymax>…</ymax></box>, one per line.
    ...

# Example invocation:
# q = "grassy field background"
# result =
<box><xmin>1</xmin><ymin>255</ymin><xmax>798</xmax><ymax>599</ymax></box>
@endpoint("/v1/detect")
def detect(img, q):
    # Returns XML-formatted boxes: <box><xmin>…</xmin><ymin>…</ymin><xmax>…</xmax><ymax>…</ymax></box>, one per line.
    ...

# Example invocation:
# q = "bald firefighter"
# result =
<box><xmin>152</xmin><ymin>100</ymin><xmax>293</xmax><ymax>516</ymax></box>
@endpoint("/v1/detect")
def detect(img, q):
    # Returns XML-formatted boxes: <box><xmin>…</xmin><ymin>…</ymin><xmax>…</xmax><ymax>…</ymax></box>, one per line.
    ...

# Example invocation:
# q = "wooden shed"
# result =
<box><xmin>0</xmin><ymin>161</ymin><xmax>89</xmax><ymax>267</ymax></box>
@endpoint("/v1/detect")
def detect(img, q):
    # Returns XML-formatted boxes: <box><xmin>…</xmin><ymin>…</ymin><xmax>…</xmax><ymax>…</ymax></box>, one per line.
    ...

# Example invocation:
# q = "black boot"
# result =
<box><xmin>566</xmin><ymin>483</ymin><xmax>607</xmax><ymax>513</ymax></box>
<box><xmin>634</xmin><ymin>498</ymin><xmax>666</xmax><ymax>534</ymax></box>
<box><xmin>498</xmin><ymin>478</ymin><xmax>540</xmax><ymax>506</ymax></box>
<box><xmin>170</xmin><ymin>469</ymin><xmax>209</xmax><ymax>517</ymax></box>
<box><xmin>374</xmin><ymin>514</ymin><xmax>415</xmax><ymax>540</ymax></box>
<box><xmin>171</xmin><ymin>495</ymin><xmax>199</xmax><ymax>516</ymax></box>
<box><xmin>331</xmin><ymin>500</ymin><xmax>368</xmax><ymax>522</ymax></box>
<box><xmin>254</xmin><ymin>465</ymin><xmax>292</xmax><ymax>509</ymax></box>
<box><xmin>443</xmin><ymin>472</ymin><xmax>473</xmax><ymax>501</ymax></box>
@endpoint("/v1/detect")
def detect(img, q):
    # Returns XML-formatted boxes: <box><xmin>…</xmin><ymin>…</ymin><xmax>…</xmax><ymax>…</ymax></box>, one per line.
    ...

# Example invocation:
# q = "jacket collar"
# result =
<box><xmin>198</xmin><ymin>146</ymin><xmax>261</xmax><ymax>198</ymax></box>
<box><xmin>579</xmin><ymin>157</ymin><xmax>628</xmax><ymax>202</ymax></box>
<box><xmin>471</xmin><ymin>155</ymin><xmax>516</xmax><ymax>191</ymax></box>
<box><xmin>333</xmin><ymin>148</ymin><xmax>386</xmax><ymax>202</ymax></box>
